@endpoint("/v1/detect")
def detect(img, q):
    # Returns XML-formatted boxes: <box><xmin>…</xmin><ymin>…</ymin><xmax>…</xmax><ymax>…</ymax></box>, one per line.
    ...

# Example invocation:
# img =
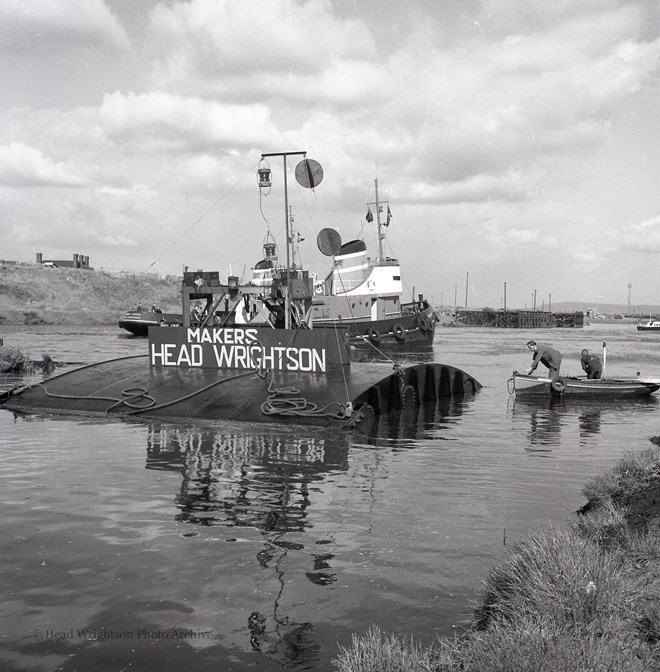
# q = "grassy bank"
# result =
<box><xmin>334</xmin><ymin>442</ymin><xmax>660</xmax><ymax>671</ymax></box>
<box><xmin>0</xmin><ymin>263</ymin><xmax>180</xmax><ymax>325</ymax></box>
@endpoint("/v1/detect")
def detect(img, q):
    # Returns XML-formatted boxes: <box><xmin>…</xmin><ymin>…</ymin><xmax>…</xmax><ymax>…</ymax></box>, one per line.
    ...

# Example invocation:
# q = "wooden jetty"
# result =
<box><xmin>454</xmin><ymin>309</ymin><xmax>583</xmax><ymax>328</ymax></box>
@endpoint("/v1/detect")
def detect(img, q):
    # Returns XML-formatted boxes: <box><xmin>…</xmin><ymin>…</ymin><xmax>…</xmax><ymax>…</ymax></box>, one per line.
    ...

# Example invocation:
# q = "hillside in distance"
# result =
<box><xmin>0</xmin><ymin>263</ymin><xmax>180</xmax><ymax>325</ymax></box>
<box><xmin>548</xmin><ymin>301</ymin><xmax>660</xmax><ymax>316</ymax></box>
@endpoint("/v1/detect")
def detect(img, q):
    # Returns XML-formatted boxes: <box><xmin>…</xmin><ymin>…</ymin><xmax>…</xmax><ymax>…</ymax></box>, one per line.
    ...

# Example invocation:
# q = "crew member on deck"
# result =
<box><xmin>191</xmin><ymin>303</ymin><xmax>203</xmax><ymax>324</ymax></box>
<box><xmin>580</xmin><ymin>349</ymin><xmax>603</xmax><ymax>379</ymax></box>
<box><xmin>525</xmin><ymin>340</ymin><xmax>562</xmax><ymax>382</ymax></box>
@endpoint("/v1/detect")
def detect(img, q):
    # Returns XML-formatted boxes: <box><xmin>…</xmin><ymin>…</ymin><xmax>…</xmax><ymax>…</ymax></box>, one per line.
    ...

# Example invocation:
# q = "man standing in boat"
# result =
<box><xmin>580</xmin><ymin>349</ymin><xmax>603</xmax><ymax>379</ymax></box>
<box><xmin>525</xmin><ymin>340</ymin><xmax>562</xmax><ymax>382</ymax></box>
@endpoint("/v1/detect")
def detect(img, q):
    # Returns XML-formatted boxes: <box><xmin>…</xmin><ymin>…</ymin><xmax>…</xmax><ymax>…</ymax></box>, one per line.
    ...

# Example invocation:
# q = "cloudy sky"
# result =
<box><xmin>1</xmin><ymin>0</ymin><xmax>658</xmax><ymax>308</ymax></box>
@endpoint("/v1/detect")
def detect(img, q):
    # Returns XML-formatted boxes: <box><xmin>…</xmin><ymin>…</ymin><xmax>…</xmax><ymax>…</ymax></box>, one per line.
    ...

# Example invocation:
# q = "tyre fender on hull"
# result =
<box><xmin>551</xmin><ymin>378</ymin><xmax>566</xmax><ymax>394</ymax></box>
<box><xmin>367</xmin><ymin>328</ymin><xmax>380</xmax><ymax>345</ymax></box>
<box><xmin>416</xmin><ymin>314</ymin><xmax>431</xmax><ymax>333</ymax></box>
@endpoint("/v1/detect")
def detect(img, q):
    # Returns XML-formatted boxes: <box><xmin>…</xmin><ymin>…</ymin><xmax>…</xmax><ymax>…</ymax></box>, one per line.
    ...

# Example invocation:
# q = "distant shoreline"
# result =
<box><xmin>0</xmin><ymin>264</ymin><xmax>180</xmax><ymax>327</ymax></box>
<box><xmin>1</xmin><ymin>263</ymin><xmax>658</xmax><ymax>328</ymax></box>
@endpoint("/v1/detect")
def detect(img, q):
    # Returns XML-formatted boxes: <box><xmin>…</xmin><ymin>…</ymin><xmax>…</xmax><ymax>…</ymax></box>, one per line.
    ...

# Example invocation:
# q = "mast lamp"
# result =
<box><xmin>257</xmin><ymin>166</ymin><xmax>272</xmax><ymax>189</ymax></box>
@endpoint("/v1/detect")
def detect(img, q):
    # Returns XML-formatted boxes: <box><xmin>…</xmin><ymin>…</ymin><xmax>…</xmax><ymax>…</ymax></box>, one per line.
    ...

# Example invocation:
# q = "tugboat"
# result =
<box><xmin>1</xmin><ymin>153</ymin><xmax>480</xmax><ymax>429</ymax></box>
<box><xmin>311</xmin><ymin>179</ymin><xmax>437</xmax><ymax>350</ymax></box>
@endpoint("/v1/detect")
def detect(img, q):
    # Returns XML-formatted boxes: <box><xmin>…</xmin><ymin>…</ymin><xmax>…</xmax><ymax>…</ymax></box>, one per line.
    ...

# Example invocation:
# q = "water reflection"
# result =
<box><xmin>145</xmin><ymin>424</ymin><xmax>344</xmax><ymax>668</ymax></box>
<box><xmin>578</xmin><ymin>409</ymin><xmax>602</xmax><ymax>438</ymax></box>
<box><xmin>524</xmin><ymin>403</ymin><xmax>563</xmax><ymax>449</ymax></box>
<box><xmin>138</xmin><ymin>398</ymin><xmax>473</xmax><ymax>669</ymax></box>
<box><xmin>360</xmin><ymin>395</ymin><xmax>476</xmax><ymax>443</ymax></box>
<box><xmin>146</xmin><ymin>426</ymin><xmax>348</xmax><ymax>530</ymax></box>
<box><xmin>509</xmin><ymin>398</ymin><xmax>581</xmax><ymax>450</ymax></box>
<box><xmin>510</xmin><ymin>396</ymin><xmax>657</xmax><ymax>450</ymax></box>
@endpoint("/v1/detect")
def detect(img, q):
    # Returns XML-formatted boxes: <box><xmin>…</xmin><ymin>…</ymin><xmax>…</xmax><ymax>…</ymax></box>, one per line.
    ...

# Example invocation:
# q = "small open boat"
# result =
<box><xmin>509</xmin><ymin>371</ymin><xmax>660</xmax><ymax>398</ymax></box>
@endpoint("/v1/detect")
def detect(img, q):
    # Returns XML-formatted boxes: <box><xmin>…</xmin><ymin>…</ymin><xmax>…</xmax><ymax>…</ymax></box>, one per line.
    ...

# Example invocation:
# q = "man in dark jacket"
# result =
<box><xmin>580</xmin><ymin>349</ymin><xmax>603</xmax><ymax>379</ymax></box>
<box><xmin>525</xmin><ymin>340</ymin><xmax>562</xmax><ymax>382</ymax></box>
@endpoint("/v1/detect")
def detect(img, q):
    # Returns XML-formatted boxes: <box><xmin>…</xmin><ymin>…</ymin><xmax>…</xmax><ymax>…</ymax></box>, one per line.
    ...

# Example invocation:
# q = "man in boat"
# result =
<box><xmin>525</xmin><ymin>340</ymin><xmax>562</xmax><ymax>382</ymax></box>
<box><xmin>580</xmin><ymin>349</ymin><xmax>603</xmax><ymax>379</ymax></box>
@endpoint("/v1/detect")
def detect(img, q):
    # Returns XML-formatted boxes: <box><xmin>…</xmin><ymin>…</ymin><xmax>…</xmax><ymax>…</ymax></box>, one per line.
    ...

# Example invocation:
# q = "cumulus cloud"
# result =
<box><xmin>147</xmin><ymin>0</ymin><xmax>376</xmax><ymax>81</ymax></box>
<box><xmin>569</xmin><ymin>249</ymin><xmax>608</xmax><ymax>271</ymax></box>
<box><xmin>0</xmin><ymin>0</ymin><xmax>129</xmax><ymax>52</ymax></box>
<box><xmin>489</xmin><ymin>227</ymin><xmax>541</xmax><ymax>247</ymax></box>
<box><xmin>99</xmin><ymin>91</ymin><xmax>282</xmax><ymax>152</ymax></box>
<box><xmin>92</xmin><ymin>232</ymin><xmax>139</xmax><ymax>247</ymax></box>
<box><xmin>97</xmin><ymin>184</ymin><xmax>155</xmax><ymax>198</ymax></box>
<box><xmin>0</xmin><ymin>142</ymin><xmax>89</xmax><ymax>187</ymax></box>
<box><xmin>620</xmin><ymin>214</ymin><xmax>660</xmax><ymax>253</ymax></box>
<box><xmin>389</xmin><ymin>19</ymin><xmax>659</xmax><ymax>185</ymax></box>
<box><xmin>249</xmin><ymin>60</ymin><xmax>393</xmax><ymax>108</ymax></box>
<box><xmin>408</xmin><ymin>171</ymin><xmax>534</xmax><ymax>204</ymax></box>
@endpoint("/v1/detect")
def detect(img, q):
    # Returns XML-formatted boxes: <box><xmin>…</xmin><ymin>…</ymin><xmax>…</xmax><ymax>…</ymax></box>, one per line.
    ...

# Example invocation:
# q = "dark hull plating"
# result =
<box><xmin>313</xmin><ymin>305</ymin><xmax>437</xmax><ymax>350</ymax></box>
<box><xmin>2</xmin><ymin>356</ymin><xmax>481</xmax><ymax>428</ymax></box>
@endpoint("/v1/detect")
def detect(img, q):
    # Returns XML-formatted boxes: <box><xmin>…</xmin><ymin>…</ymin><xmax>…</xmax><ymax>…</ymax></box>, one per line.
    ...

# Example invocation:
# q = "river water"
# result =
<box><xmin>1</xmin><ymin>322</ymin><xmax>658</xmax><ymax>671</ymax></box>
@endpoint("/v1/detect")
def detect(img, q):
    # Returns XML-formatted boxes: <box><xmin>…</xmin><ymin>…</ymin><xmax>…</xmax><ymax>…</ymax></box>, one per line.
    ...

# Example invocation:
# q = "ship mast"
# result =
<box><xmin>260</xmin><ymin>151</ymin><xmax>307</xmax><ymax>329</ymax></box>
<box><xmin>374</xmin><ymin>178</ymin><xmax>383</xmax><ymax>260</ymax></box>
<box><xmin>259</xmin><ymin>151</ymin><xmax>323</xmax><ymax>329</ymax></box>
<box><xmin>289</xmin><ymin>205</ymin><xmax>298</xmax><ymax>269</ymax></box>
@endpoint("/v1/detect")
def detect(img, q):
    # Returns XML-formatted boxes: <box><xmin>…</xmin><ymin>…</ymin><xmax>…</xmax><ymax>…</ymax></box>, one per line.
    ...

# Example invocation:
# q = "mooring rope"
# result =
<box><xmin>260</xmin><ymin>368</ymin><xmax>349</xmax><ymax>420</ymax></box>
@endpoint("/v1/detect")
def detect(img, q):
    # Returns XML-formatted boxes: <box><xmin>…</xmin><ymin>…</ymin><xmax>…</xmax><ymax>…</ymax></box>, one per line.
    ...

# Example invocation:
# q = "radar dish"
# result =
<box><xmin>317</xmin><ymin>228</ymin><xmax>342</xmax><ymax>256</ymax></box>
<box><xmin>295</xmin><ymin>158</ymin><xmax>324</xmax><ymax>189</ymax></box>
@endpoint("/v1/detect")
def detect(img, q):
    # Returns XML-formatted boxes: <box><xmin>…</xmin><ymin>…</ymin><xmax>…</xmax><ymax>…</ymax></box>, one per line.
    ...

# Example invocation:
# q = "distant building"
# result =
<box><xmin>36</xmin><ymin>252</ymin><xmax>93</xmax><ymax>270</ymax></box>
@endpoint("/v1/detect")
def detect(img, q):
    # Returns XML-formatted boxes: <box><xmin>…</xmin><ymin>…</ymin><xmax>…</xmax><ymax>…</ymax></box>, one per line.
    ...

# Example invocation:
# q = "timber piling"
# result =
<box><xmin>454</xmin><ymin>310</ymin><xmax>583</xmax><ymax>328</ymax></box>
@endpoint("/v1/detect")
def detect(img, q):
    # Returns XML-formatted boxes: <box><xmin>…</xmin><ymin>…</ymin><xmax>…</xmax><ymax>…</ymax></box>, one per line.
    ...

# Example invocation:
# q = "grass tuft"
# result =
<box><xmin>334</xmin><ymin>625</ymin><xmax>438</xmax><ymax>672</ymax></box>
<box><xmin>472</xmin><ymin>524</ymin><xmax>643</xmax><ymax>633</ymax></box>
<box><xmin>0</xmin><ymin>345</ymin><xmax>34</xmax><ymax>373</ymax></box>
<box><xmin>581</xmin><ymin>446</ymin><xmax>660</xmax><ymax>505</ymax></box>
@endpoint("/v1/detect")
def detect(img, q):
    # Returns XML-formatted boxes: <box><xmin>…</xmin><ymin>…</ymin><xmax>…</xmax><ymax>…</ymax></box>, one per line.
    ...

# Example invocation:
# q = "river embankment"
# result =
<box><xmin>334</xmin><ymin>442</ymin><xmax>660</xmax><ymax>672</ymax></box>
<box><xmin>0</xmin><ymin>263</ymin><xmax>180</xmax><ymax>325</ymax></box>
